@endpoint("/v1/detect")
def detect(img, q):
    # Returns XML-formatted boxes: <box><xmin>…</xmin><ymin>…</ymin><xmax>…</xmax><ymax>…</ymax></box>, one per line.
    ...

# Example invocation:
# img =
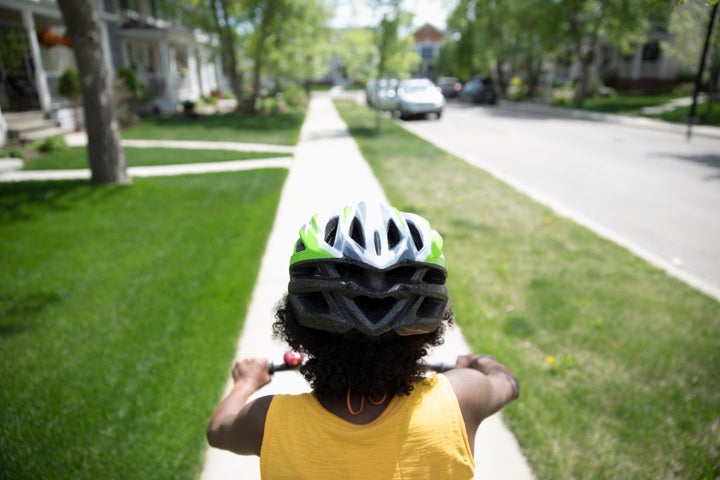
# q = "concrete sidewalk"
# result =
<box><xmin>199</xmin><ymin>92</ymin><xmax>534</xmax><ymax>480</ymax></box>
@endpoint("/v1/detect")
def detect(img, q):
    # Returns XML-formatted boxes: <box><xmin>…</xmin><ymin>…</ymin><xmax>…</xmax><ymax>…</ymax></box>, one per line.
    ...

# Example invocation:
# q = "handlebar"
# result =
<box><xmin>268</xmin><ymin>351</ymin><xmax>456</xmax><ymax>375</ymax></box>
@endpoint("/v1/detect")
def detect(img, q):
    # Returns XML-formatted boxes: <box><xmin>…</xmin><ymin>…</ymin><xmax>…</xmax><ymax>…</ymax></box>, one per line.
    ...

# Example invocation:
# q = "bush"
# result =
<box><xmin>0</xmin><ymin>146</ymin><xmax>24</xmax><ymax>160</ymax></box>
<box><xmin>116</xmin><ymin>68</ymin><xmax>151</xmax><ymax>102</ymax></box>
<box><xmin>507</xmin><ymin>76</ymin><xmax>528</xmax><ymax>101</ymax></box>
<box><xmin>182</xmin><ymin>100</ymin><xmax>196</xmax><ymax>112</ymax></box>
<box><xmin>552</xmin><ymin>86</ymin><xmax>575</xmax><ymax>106</ymax></box>
<box><xmin>58</xmin><ymin>68</ymin><xmax>80</xmax><ymax>101</ymax></box>
<box><xmin>282</xmin><ymin>85</ymin><xmax>306</xmax><ymax>107</ymax></box>
<box><xmin>32</xmin><ymin>135</ymin><xmax>68</xmax><ymax>154</ymax></box>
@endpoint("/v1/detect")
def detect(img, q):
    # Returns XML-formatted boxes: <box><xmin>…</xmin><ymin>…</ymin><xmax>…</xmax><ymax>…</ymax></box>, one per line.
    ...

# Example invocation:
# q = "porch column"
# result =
<box><xmin>158</xmin><ymin>37</ymin><xmax>175</xmax><ymax>111</ymax></box>
<box><xmin>22</xmin><ymin>9</ymin><xmax>52</xmax><ymax>112</ymax></box>
<box><xmin>187</xmin><ymin>45</ymin><xmax>200</xmax><ymax>99</ymax></box>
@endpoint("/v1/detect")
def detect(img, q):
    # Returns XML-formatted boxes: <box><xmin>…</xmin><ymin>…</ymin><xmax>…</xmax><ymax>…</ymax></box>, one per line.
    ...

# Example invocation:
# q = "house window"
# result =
<box><xmin>641</xmin><ymin>41</ymin><xmax>661</xmax><ymax>62</ymax></box>
<box><xmin>421</xmin><ymin>45</ymin><xmax>434</xmax><ymax>60</ymax></box>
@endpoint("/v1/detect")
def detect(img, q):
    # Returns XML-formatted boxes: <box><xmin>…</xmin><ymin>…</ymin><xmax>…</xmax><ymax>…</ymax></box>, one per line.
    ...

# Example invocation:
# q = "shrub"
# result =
<box><xmin>282</xmin><ymin>85</ymin><xmax>306</xmax><ymax>107</ymax></box>
<box><xmin>507</xmin><ymin>76</ymin><xmax>528</xmax><ymax>101</ymax></box>
<box><xmin>32</xmin><ymin>135</ymin><xmax>68</xmax><ymax>154</ymax></box>
<box><xmin>552</xmin><ymin>86</ymin><xmax>575</xmax><ymax>106</ymax></box>
<box><xmin>58</xmin><ymin>68</ymin><xmax>80</xmax><ymax>101</ymax></box>
<box><xmin>116</xmin><ymin>68</ymin><xmax>151</xmax><ymax>102</ymax></box>
<box><xmin>0</xmin><ymin>146</ymin><xmax>24</xmax><ymax>160</ymax></box>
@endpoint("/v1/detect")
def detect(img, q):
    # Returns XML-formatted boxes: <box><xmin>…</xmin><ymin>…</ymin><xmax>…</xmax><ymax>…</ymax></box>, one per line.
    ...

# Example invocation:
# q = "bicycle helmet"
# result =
<box><xmin>287</xmin><ymin>201</ymin><xmax>449</xmax><ymax>337</ymax></box>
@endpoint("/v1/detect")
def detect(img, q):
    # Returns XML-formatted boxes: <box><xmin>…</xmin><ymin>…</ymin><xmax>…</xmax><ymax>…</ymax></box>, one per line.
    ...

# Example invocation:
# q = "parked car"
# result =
<box><xmin>437</xmin><ymin>76</ymin><xmax>462</xmax><ymax>98</ymax></box>
<box><xmin>394</xmin><ymin>78</ymin><xmax>446</xmax><ymax>119</ymax></box>
<box><xmin>366</xmin><ymin>78</ymin><xmax>399</xmax><ymax>111</ymax></box>
<box><xmin>459</xmin><ymin>76</ymin><xmax>498</xmax><ymax>105</ymax></box>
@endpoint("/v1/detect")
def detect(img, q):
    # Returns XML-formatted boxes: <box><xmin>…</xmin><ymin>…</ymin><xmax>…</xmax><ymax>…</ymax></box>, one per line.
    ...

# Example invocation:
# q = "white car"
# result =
<box><xmin>366</xmin><ymin>78</ymin><xmax>399</xmax><ymax>111</ymax></box>
<box><xmin>394</xmin><ymin>78</ymin><xmax>445</xmax><ymax>120</ymax></box>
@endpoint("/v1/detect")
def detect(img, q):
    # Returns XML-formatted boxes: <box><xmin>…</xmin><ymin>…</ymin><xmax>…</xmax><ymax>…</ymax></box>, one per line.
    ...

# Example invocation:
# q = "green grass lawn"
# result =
<box><xmin>335</xmin><ymin>100</ymin><xmax>720</xmax><ymax>480</ymax></box>
<box><xmin>0</xmin><ymin>170</ymin><xmax>287</xmax><ymax>479</ymax></box>
<box><xmin>566</xmin><ymin>93</ymin><xmax>720</xmax><ymax>127</ymax></box>
<box><xmin>577</xmin><ymin>93</ymin><xmax>676</xmax><ymax>114</ymax></box>
<box><xmin>644</xmin><ymin>103</ymin><xmax>720</xmax><ymax>127</ymax></box>
<box><xmin>22</xmin><ymin>147</ymin><xmax>291</xmax><ymax>170</ymax></box>
<box><xmin>122</xmin><ymin>108</ymin><xmax>306</xmax><ymax>144</ymax></box>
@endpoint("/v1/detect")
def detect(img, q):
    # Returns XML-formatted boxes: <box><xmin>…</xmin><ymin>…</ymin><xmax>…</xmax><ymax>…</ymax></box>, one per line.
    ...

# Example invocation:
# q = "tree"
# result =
<box><xmin>663</xmin><ymin>1</ymin><xmax>720</xmax><ymax>115</ymax></box>
<box><xmin>57</xmin><ymin>0</ymin><xmax>129</xmax><ymax>185</ymax></box>
<box><xmin>553</xmin><ymin>0</ymin><xmax>658</xmax><ymax>106</ymax></box>
<box><xmin>334</xmin><ymin>28</ymin><xmax>377</xmax><ymax>85</ymax></box>
<box><xmin>210</xmin><ymin>0</ymin><xmax>247</xmax><ymax>110</ymax></box>
<box><xmin>374</xmin><ymin>1</ymin><xmax>419</xmax><ymax>80</ymax></box>
<box><xmin>261</xmin><ymin>0</ymin><xmax>333</xmax><ymax>94</ymax></box>
<box><xmin>447</xmin><ymin>4</ymin><xmax>477</xmax><ymax>81</ymax></box>
<box><xmin>159</xmin><ymin>0</ymin><xmax>333</xmax><ymax>114</ymax></box>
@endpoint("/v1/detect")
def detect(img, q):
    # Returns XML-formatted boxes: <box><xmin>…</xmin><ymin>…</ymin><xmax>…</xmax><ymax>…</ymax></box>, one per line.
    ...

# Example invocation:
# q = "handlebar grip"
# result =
<box><xmin>426</xmin><ymin>362</ymin><xmax>455</xmax><ymax>373</ymax></box>
<box><xmin>268</xmin><ymin>363</ymin><xmax>294</xmax><ymax>374</ymax></box>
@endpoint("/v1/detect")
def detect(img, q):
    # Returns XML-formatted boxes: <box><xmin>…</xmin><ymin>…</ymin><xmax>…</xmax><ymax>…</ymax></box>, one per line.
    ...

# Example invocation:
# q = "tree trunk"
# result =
<box><xmin>250</xmin><ymin>1</ymin><xmax>278</xmax><ymax>115</ymax></box>
<box><xmin>211</xmin><ymin>0</ymin><xmax>245</xmax><ymax>112</ymax></box>
<box><xmin>57</xmin><ymin>0</ymin><xmax>129</xmax><ymax>185</ymax></box>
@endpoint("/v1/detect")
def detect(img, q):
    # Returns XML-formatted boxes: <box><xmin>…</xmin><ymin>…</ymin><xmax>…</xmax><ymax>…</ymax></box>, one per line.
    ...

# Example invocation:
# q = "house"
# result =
<box><xmin>408</xmin><ymin>13</ymin><xmax>703</xmax><ymax>96</ymax></box>
<box><xmin>412</xmin><ymin>23</ymin><xmax>445</xmax><ymax>81</ymax></box>
<box><xmin>0</xmin><ymin>0</ymin><xmax>227</xmax><ymax>146</ymax></box>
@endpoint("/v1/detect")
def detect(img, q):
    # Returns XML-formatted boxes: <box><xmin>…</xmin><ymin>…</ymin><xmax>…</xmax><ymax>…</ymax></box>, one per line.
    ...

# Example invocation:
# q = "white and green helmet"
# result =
<box><xmin>288</xmin><ymin>201</ymin><xmax>449</xmax><ymax>336</ymax></box>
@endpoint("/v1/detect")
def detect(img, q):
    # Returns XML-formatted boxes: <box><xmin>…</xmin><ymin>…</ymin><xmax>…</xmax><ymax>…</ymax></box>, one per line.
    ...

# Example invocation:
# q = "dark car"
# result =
<box><xmin>437</xmin><ymin>76</ymin><xmax>462</xmax><ymax>98</ymax></box>
<box><xmin>459</xmin><ymin>76</ymin><xmax>498</xmax><ymax>105</ymax></box>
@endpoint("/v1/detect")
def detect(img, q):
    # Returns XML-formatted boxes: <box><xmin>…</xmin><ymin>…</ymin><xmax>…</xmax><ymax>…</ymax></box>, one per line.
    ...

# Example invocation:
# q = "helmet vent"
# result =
<box><xmin>296</xmin><ymin>293</ymin><xmax>330</xmax><ymax>314</ymax></box>
<box><xmin>291</xmin><ymin>263</ymin><xmax>321</xmax><ymax>279</ymax></box>
<box><xmin>387</xmin><ymin>220</ymin><xmax>401</xmax><ymax>249</ymax></box>
<box><xmin>354</xmin><ymin>296</ymin><xmax>395</xmax><ymax>323</ymax></box>
<box><xmin>407</xmin><ymin>221</ymin><xmax>423</xmax><ymax>250</ymax></box>
<box><xmin>349</xmin><ymin>216</ymin><xmax>366</xmax><ymax>248</ymax></box>
<box><xmin>374</xmin><ymin>231</ymin><xmax>381</xmax><ymax>255</ymax></box>
<box><xmin>295</xmin><ymin>238</ymin><xmax>306</xmax><ymax>253</ymax></box>
<box><xmin>325</xmin><ymin>217</ymin><xmax>339</xmax><ymax>246</ymax></box>
<box><xmin>386</xmin><ymin>266</ymin><xmax>418</xmax><ymax>283</ymax></box>
<box><xmin>335</xmin><ymin>263</ymin><xmax>365</xmax><ymax>282</ymax></box>
<box><xmin>417</xmin><ymin>297</ymin><xmax>445</xmax><ymax>318</ymax></box>
<box><xmin>423</xmin><ymin>267</ymin><xmax>447</xmax><ymax>285</ymax></box>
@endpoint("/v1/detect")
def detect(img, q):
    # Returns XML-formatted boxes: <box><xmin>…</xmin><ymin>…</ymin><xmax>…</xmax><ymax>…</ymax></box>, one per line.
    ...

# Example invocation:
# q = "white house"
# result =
<box><xmin>0</xmin><ymin>0</ymin><xmax>227</xmax><ymax>145</ymax></box>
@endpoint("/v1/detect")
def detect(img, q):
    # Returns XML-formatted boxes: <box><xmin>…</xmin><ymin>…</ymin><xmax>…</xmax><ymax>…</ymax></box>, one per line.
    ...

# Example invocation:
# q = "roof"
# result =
<box><xmin>412</xmin><ymin>23</ymin><xmax>445</xmax><ymax>43</ymax></box>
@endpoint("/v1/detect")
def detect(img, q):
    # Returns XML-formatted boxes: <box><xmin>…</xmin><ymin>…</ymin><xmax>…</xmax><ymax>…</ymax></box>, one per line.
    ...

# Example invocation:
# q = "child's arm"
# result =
<box><xmin>444</xmin><ymin>354</ymin><xmax>520</xmax><ymax>450</ymax></box>
<box><xmin>206</xmin><ymin>357</ymin><xmax>273</xmax><ymax>456</ymax></box>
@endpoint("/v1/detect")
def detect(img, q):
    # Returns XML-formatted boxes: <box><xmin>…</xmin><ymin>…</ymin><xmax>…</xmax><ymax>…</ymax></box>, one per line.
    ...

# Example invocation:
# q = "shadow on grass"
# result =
<box><xmin>0</xmin><ymin>180</ymin><xmax>121</xmax><ymax>224</ymax></box>
<box><xmin>131</xmin><ymin>111</ymin><xmax>305</xmax><ymax>132</ymax></box>
<box><xmin>347</xmin><ymin>125</ymin><xmax>382</xmax><ymax>138</ymax></box>
<box><xmin>0</xmin><ymin>291</ymin><xmax>61</xmax><ymax>336</ymax></box>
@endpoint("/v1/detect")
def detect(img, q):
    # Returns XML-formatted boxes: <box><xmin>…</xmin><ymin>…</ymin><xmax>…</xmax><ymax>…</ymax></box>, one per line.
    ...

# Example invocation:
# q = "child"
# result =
<box><xmin>207</xmin><ymin>201</ymin><xmax>519</xmax><ymax>479</ymax></box>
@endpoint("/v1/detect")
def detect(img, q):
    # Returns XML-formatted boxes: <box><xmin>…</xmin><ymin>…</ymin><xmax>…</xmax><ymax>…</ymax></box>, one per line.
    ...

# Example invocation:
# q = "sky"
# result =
<box><xmin>329</xmin><ymin>0</ymin><xmax>457</xmax><ymax>31</ymax></box>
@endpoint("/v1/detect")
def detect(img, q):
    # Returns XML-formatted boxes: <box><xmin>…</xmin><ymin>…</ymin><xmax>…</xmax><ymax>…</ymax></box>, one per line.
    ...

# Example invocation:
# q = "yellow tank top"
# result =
<box><xmin>260</xmin><ymin>374</ymin><xmax>475</xmax><ymax>479</ymax></box>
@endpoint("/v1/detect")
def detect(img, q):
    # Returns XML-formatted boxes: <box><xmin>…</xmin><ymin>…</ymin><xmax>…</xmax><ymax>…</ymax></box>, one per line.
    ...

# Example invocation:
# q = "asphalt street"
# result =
<box><xmin>400</xmin><ymin>100</ymin><xmax>720</xmax><ymax>300</ymax></box>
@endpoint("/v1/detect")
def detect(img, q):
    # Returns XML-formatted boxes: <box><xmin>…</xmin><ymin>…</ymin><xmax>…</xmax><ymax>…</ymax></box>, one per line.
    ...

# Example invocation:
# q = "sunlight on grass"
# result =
<box><xmin>22</xmin><ymin>147</ymin><xmax>291</xmax><ymax>170</ymax></box>
<box><xmin>0</xmin><ymin>170</ymin><xmax>286</xmax><ymax>478</ymax></box>
<box><xmin>122</xmin><ymin>109</ymin><xmax>306</xmax><ymax>145</ymax></box>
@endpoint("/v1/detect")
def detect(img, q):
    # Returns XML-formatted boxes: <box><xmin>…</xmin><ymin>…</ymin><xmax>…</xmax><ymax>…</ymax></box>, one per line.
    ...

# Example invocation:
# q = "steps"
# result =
<box><xmin>3</xmin><ymin>111</ymin><xmax>69</xmax><ymax>143</ymax></box>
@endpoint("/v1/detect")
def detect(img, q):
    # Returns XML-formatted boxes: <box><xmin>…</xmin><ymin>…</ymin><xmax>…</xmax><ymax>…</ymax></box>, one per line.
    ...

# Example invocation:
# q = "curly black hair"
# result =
<box><xmin>272</xmin><ymin>295</ymin><xmax>453</xmax><ymax>400</ymax></box>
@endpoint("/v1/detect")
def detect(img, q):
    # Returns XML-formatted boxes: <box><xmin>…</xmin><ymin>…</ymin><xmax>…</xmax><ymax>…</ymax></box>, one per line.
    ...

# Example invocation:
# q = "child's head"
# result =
<box><xmin>273</xmin><ymin>201</ymin><xmax>453</xmax><ymax>398</ymax></box>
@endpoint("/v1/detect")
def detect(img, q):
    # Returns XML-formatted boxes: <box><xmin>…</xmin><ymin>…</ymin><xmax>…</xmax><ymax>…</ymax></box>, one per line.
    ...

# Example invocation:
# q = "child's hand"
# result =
<box><xmin>231</xmin><ymin>357</ymin><xmax>271</xmax><ymax>391</ymax></box>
